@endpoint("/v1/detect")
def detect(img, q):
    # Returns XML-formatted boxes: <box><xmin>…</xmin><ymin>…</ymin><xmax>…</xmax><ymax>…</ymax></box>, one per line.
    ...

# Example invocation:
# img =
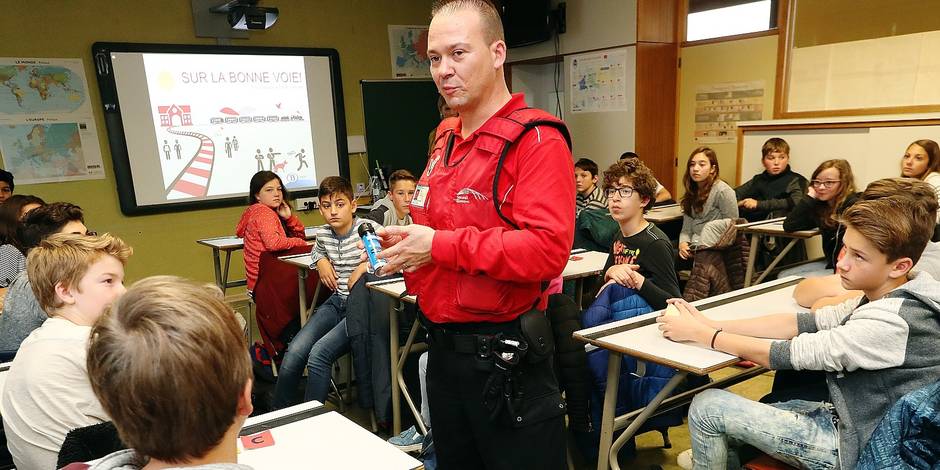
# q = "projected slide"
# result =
<box><xmin>142</xmin><ymin>54</ymin><xmax>316</xmax><ymax>201</ymax></box>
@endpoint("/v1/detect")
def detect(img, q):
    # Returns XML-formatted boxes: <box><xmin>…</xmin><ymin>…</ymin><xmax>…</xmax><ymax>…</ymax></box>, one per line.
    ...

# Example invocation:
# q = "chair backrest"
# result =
<box><xmin>56</xmin><ymin>421</ymin><xmax>124</xmax><ymax>469</ymax></box>
<box><xmin>253</xmin><ymin>245</ymin><xmax>323</xmax><ymax>358</ymax></box>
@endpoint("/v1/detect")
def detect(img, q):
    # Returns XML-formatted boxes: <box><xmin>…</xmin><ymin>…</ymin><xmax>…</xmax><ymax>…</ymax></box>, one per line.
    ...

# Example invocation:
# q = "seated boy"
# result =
<box><xmin>575</xmin><ymin>158</ymin><xmax>607</xmax><ymax>215</ymax></box>
<box><xmin>599</xmin><ymin>159</ymin><xmax>680</xmax><ymax>309</ymax></box>
<box><xmin>793</xmin><ymin>178</ymin><xmax>940</xmax><ymax>310</ymax></box>
<box><xmin>0</xmin><ymin>202</ymin><xmax>90</xmax><ymax>351</ymax></box>
<box><xmin>0</xmin><ymin>233</ymin><xmax>131</xmax><ymax>469</ymax></box>
<box><xmin>658</xmin><ymin>194</ymin><xmax>940</xmax><ymax>469</ymax></box>
<box><xmin>83</xmin><ymin>276</ymin><xmax>253</xmax><ymax>470</ymax></box>
<box><xmin>272</xmin><ymin>176</ymin><xmax>377</xmax><ymax>409</ymax></box>
<box><xmin>734</xmin><ymin>138</ymin><xmax>808</xmax><ymax>222</ymax></box>
<box><xmin>366</xmin><ymin>169</ymin><xmax>417</xmax><ymax>227</ymax></box>
<box><xmin>619</xmin><ymin>152</ymin><xmax>673</xmax><ymax>203</ymax></box>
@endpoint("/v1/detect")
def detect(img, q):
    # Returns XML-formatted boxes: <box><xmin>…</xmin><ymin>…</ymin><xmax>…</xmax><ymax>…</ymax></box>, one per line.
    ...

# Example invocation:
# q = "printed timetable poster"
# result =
<box><xmin>0</xmin><ymin>57</ymin><xmax>105</xmax><ymax>184</ymax></box>
<box><xmin>694</xmin><ymin>80</ymin><xmax>765</xmax><ymax>144</ymax></box>
<box><xmin>569</xmin><ymin>49</ymin><xmax>628</xmax><ymax>114</ymax></box>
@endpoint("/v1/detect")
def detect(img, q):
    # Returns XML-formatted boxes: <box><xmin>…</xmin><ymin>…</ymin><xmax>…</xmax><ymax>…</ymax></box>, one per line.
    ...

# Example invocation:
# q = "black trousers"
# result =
<box><xmin>426</xmin><ymin>322</ymin><xmax>567</xmax><ymax>470</ymax></box>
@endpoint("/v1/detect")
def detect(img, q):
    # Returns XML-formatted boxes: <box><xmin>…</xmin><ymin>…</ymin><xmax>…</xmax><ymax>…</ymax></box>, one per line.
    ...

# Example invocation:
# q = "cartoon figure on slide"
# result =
<box><xmin>225</xmin><ymin>137</ymin><xmax>233</xmax><ymax>159</ymax></box>
<box><xmin>266</xmin><ymin>147</ymin><xmax>280</xmax><ymax>171</ymax></box>
<box><xmin>296</xmin><ymin>148</ymin><xmax>308</xmax><ymax>171</ymax></box>
<box><xmin>232</xmin><ymin>136</ymin><xmax>240</xmax><ymax>151</ymax></box>
<box><xmin>174</xmin><ymin>139</ymin><xmax>182</xmax><ymax>160</ymax></box>
<box><xmin>255</xmin><ymin>149</ymin><xmax>264</xmax><ymax>172</ymax></box>
<box><xmin>162</xmin><ymin>140</ymin><xmax>171</xmax><ymax>160</ymax></box>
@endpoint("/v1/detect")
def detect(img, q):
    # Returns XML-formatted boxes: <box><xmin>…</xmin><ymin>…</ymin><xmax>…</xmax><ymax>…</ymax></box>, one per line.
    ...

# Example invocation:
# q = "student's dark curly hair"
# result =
<box><xmin>0</xmin><ymin>195</ymin><xmax>45</xmax><ymax>248</ymax></box>
<box><xmin>602</xmin><ymin>159</ymin><xmax>658</xmax><ymax>213</ymax></box>
<box><xmin>17</xmin><ymin>202</ymin><xmax>85</xmax><ymax>253</ymax></box>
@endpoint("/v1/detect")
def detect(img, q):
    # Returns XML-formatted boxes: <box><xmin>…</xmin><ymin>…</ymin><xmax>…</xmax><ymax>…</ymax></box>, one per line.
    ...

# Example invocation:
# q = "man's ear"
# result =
<box><xmin>889</xmin><ymin>257</ymin><xmax>914</xmax><ymax>279</ymax></box>
<box><xmin>491</xmin><ymin>40</ymin><xmax>507</xmax><ymax>70</ymax></box>
<box><xmin>55</xmin><ymin>281</ymin><xmax>75</xmax><ymax>306</ymax></box>
<box><xmin>237</xmin><ymin>379</ymin><xmax>254</xmax><ymax>418</ymax></box>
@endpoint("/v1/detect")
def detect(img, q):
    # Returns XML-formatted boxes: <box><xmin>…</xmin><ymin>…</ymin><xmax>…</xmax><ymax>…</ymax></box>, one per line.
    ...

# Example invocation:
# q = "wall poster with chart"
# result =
<box><xmin>694</xmin><ymin>80</ymin><xmax>765</xmax><ymax>144</ymax></box>
<box><xmin>568</xmin><ymin>48</ymin><xmax>628</xmax><ymax>114</ymax></box>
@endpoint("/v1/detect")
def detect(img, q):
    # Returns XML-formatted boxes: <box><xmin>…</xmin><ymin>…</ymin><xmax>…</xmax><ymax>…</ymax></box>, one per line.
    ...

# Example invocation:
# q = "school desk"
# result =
<box><xmin>574</xmin><ymin>276</ymin><xmax>804</xmax><ymax>470</ymax></box>
<box><xmin>196</xmin><ymin>227</ymin><xmax>316</xmax><ymax>293</ymax></box>
<box><xmin>238</xmin><ymin>400</ymin><xmax>422</xmax><ymax>469</ymax></box>
<box><xmin>736</xmin><ymin>218</ymin><xmax>820</xmax><ymax>287</ymax></box>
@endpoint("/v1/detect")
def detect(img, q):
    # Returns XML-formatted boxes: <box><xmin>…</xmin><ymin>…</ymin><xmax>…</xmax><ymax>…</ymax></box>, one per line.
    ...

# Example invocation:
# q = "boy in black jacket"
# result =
<box><xmin>735</xmin><ymin>138</ymin><xmax>808</xmax><ymax>222</ymax></box>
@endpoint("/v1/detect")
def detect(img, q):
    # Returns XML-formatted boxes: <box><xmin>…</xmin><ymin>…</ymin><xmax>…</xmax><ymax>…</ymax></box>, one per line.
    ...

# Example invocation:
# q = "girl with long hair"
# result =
<box><xmin>782</xmin><ymin>159</ymin><xmax>859</xmax><ymax>277</ymax></box>
<box><xmin>235</xmin><ymin>171</ymin><xmax>308</xmax><ymax>292</ymax></box>
<box><xmin>678</xmin><ymin>147</ymin><xmax>739</xmax><ymax>260</ymax></box>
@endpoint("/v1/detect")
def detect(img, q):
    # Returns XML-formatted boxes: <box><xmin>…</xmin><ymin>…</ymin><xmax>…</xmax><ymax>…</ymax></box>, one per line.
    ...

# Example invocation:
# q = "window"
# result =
<box><xmin>686</xmin><ymin>0</ymin><xmax>778</xmax><ymax>42</ymax></box>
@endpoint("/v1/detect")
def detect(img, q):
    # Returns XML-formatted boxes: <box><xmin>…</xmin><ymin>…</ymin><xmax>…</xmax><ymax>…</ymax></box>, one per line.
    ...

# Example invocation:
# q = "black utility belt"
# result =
<box><xmin>423</xmin><ymin>309</ymin><xmax>555</xmax><ymax>365</ymax></box>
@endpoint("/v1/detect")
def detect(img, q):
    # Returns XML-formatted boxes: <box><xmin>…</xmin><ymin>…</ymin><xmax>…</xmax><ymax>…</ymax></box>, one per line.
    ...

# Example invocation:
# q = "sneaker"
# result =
<box><xmin>388</xmin><ymin>425</ymin><xmax>423</xmax><ymax>452</ymax></box>
<box><xmin>677</xmin><ymin>449</ymin><xmax>693</xmax><ymax>470</ymax></box>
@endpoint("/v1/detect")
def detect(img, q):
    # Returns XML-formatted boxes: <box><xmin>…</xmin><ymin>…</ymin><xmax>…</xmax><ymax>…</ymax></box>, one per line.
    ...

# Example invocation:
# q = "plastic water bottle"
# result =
<box><xmin>358</xmin><ymin>222</ymin><xmax>388</xmax><ymax>275</ymax></box>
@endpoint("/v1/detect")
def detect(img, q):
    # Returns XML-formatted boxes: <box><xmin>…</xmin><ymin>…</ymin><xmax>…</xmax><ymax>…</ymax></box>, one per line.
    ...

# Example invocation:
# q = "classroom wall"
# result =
<box><xmin>0</xmin><ymin>0</ymin><xmax>431</xmax><ymax>285</ymax></box>
<box><xmin>508</xmin><ymin>0</ymin><xmax>637</xmax><ymax>63</ymax></box>
<box><xmin>675</xmin><ymin>34</ymin><xmax>779</xmax><ymax>194</ymax></box>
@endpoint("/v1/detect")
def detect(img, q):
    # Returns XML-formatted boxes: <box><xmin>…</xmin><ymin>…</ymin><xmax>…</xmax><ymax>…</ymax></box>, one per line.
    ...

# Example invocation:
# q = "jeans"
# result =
<box><xmin>778</xmin><ymin>260</ymin><xmax>831</xmax><ymax>280</ymax></box>
<box><xmin>689</xmin><ymin>389</ymin><xmax>840</xmax><ymax>470</ymax></box>
<box><xmin>272</xmin><ymin>294</ymin><xmax>350</xmax><ymax>409</ymax></box>
<box><xmin>419</xmin><ymin>351</ymin><xmax>430</xmax><ymax>427</ymax></box>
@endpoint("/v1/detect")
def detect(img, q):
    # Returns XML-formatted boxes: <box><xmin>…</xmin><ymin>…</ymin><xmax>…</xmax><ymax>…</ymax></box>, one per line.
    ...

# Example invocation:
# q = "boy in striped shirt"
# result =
<box><xmin>272</xmin><ymin>176</ymin><xmax>380</xmax><ymax>409</ymax></box>
<box><xmin>575</xmin><ymin>158</ymin><xmax>608</xmax><ymax>215</ymax></box>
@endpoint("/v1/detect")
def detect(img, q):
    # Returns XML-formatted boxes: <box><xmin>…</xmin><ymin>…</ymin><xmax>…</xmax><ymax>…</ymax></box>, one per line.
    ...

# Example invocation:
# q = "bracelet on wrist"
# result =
<box><xmin>710</xmin><ymin>328</ymin><xmax>723</xmax><ymax>349</ymax></box>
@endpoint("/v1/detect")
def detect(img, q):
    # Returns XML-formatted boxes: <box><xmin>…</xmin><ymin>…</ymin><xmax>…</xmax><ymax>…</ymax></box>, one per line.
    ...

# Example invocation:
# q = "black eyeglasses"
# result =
<box><xmin>811</xmin><ymin>180</ymin><xmax>840</xmax><ymax>189</ymax></box>
<box><xmin>605</xmin><ymin>186</ymin><xmax>635</xmax><ymax>199</ymax></box>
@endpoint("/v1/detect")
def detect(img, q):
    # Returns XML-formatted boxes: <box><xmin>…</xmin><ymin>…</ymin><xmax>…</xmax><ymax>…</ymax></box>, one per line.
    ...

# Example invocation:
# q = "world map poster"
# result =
<box><xmin>0</xmin><ymin>57</ymin><xmax>105</xmax><ymax>184</ymax></box>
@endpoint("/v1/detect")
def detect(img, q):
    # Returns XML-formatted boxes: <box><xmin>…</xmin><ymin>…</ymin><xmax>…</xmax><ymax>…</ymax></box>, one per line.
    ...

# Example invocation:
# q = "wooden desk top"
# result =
<box><xmin>574</xmin><ymin>277</ymin><xmax>805</xmax><ymax>375</ymax></box>
<box><xmin>197</xmin><ymin>227</ymin><xmax>318</xmax><ymax>251</ymax></box>
<box><xmin>644</xmin><ymin>204</ymin><xmax>683</xmax><ymax>224</ymax></box>
<box><xmin>736</xmin><ymin>217</ymin><xmax>819</xmax><ymax>238</ymax></box>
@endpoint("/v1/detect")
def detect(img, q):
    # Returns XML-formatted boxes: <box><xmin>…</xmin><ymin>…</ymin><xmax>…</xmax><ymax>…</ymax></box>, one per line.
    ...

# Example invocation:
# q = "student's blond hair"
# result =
<box><xmin>87</xmin><ymin>276</ymin><xmax>251</xmax><ymax>463</ymax></box>
<box><xmin>841</xmin><ymin>196</ymin><xmax>934</xmax><ymax>265</ymax></box>
<box><xmin>27</xmin><ymin>233</ymin><xmax>132</xmax><ymax>316</ymax></box>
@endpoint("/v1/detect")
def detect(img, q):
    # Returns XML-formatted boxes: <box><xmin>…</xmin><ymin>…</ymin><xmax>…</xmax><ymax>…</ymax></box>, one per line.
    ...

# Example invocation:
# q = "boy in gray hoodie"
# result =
<box><xmin>83</xmin><ymin>276</ymin><xmax>253</xmax><ymax>470</ymax></box>
<box><xmin>658</xmin><ymin>191</ymin><xmax>940</xmax><ymax>469</ymax></box>
<box><xmin>365</xmin><ymin>169</ymin><xmax>416</xmax><ymax>227</ymax></box>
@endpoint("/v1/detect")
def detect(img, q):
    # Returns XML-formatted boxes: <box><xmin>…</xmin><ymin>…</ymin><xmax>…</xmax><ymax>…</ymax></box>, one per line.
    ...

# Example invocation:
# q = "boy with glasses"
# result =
<box><xmin>600</xmin><ymin>159</ymin><xmax>680</xmax><ymax>309</ymax></box>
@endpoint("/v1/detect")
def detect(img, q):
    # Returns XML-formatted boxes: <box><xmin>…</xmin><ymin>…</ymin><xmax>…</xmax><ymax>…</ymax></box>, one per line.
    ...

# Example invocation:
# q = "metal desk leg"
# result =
<box><xmin>575</xmin><ymin>278</ymin><xmax>584</xmax><ymax>307</ymax></box>
<box><xmin>744</xmin><ymin>233</ymin><xmax>760</xmax><ymax>287</ymax></box>
<box><xmin>596</xmin><ymin>352</ymin><xmax>622</xmax><ymax>470</ymax></box>
<box><xmin>221</xmin><ymin>249</ymin><xmax>233</xmax><ymax>294</ymax></box>
<box><xmin>297</xmin><ymin>268</ymin><xmax>308</xmax><ymax>327</ymax></box>
<box><xmin>211</xmin><ymin>248</ymin><xmax>223</xmax><ymax>291</ymax></box>
<box><xmin>389</xmin><ymin>299</ymin><xmax>401</xmax><ymax>436</ymax></box>
<box><xmin>397</xmin><ymin>317</ymin><xmax>427</xmax><ymax>435</ymax></box>
<box><xmin>752</xmin><ymin>238</ymin><xmax>799</xmax><ymax>285</ymax></box>
<box><xmin>608</xmin><ymin>372</ymin><xmax>687</xmax><ymax>470</ymax></box>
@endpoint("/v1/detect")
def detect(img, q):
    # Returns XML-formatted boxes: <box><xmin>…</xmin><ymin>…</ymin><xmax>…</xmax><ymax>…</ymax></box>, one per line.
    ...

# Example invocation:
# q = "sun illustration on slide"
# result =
<box><xmin>157</xmin><ymin>70</ymin><xmax>175</xmax><ymax>91</ymax></box>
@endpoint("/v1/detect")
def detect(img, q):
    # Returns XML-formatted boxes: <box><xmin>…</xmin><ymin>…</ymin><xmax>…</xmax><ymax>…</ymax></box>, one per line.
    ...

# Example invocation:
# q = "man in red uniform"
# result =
<box><xmin>374</xmin><ymin>1</ymin><xmax>575</xmax><ymax>468</ymax></box>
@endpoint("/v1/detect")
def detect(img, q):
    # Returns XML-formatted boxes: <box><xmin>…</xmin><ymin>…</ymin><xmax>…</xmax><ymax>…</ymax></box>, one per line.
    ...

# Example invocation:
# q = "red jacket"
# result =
<box><xmin>235</xmin><ymin>203</ymin><xmax>307</xmax><ymax>290</ymax></box>
<box><xmin>403</xmin><ymin>94</ymin><xmax>575</xmax><ymax>323</ymax></box>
